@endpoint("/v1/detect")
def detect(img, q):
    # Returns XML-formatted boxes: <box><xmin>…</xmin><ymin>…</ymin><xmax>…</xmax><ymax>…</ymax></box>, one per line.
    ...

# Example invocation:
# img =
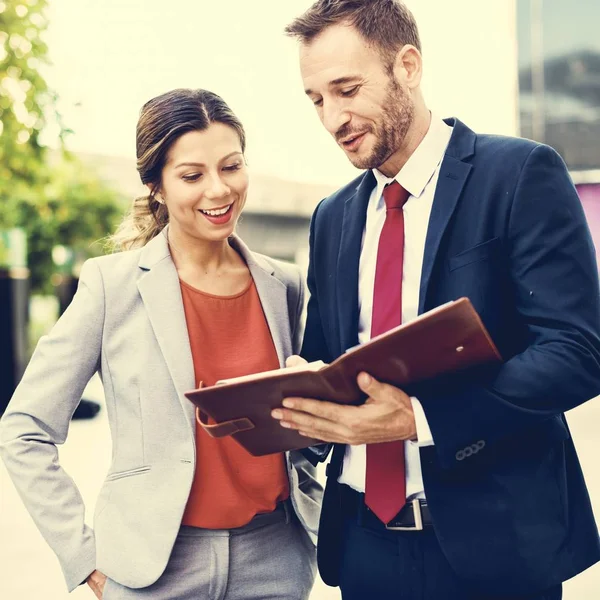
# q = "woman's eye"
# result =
<box><xmin>182</xmin><ymin>174</ymin><xmax>201</xmax><ymax>182</ymax></box>
<box><xmin>313</xmin><ymin>98</ymin><xmax>323</xmax><ymax>107</ymax></box>
<box><xmin>223</xmin><ymin>163</ymin><xmax>241</xmax><ymax>172</ymax></box>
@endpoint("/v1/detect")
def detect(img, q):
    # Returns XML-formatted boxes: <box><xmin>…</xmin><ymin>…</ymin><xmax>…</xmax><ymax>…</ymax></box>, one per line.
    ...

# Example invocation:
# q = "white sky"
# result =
<box><xmin>44</xmin><ymin>0</ymin><xmax>518</xmax><ymax>186</ymax></box>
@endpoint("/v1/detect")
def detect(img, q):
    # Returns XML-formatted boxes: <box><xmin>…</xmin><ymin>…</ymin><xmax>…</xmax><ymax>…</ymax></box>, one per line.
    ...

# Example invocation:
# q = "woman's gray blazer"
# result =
<box><xmin>0</xmin><ymin>230</ymin><xmax>322</xmax><ymax>592</ymax></box>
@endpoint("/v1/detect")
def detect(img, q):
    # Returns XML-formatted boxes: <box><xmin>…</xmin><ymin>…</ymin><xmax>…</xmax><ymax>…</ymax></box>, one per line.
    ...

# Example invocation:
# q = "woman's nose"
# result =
<box><xmin>204</xmin><ymin>175</ymin><xmax>230</xmax><ymax>200</ymax></box>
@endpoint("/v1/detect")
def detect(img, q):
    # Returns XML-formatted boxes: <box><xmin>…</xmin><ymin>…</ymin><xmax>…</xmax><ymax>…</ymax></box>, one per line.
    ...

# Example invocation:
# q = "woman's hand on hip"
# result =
<box><xmin>87</xmin><ymin>570</ymin><xmax>107</xmax><ymax>598</ymax></box>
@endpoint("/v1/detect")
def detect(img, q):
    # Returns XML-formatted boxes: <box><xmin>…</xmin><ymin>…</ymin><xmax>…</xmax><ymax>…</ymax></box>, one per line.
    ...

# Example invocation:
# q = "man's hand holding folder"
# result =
<box><xmin>184</xmin><ymin>297</ymin><xmax>501</xmax><ymax>456</ymax></box>
<box><xmin>271</xmin><ymin>358</ymin><xmax>418</xmax><ymax>445</ymax></box>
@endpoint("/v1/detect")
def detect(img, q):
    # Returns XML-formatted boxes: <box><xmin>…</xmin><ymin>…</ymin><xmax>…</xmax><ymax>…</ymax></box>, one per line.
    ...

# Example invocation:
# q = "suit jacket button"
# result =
<box><xmin>456</xmin><ymin>450</ymin><xmax>466</xmax><ymax>461</ymax></box>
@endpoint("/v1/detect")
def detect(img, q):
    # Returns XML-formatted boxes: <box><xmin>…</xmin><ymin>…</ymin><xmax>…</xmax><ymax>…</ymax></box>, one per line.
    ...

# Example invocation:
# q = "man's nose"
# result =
<box><xmin>322</xmin><ymin>100</ymin><xmax>351</xmax><ymax>136</ymax></box>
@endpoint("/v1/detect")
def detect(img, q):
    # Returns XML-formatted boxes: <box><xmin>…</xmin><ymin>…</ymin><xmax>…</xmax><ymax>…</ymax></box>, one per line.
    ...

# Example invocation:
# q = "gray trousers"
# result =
<box><xmin>103</xmin><ymin>502</ymin><xmax>316</xmax><ymax>600</ymax></box>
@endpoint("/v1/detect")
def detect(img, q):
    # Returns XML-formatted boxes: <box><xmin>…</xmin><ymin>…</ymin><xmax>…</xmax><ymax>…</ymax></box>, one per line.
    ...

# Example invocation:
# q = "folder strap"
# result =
<box><xmin>195</xmin><ymin>407</ymin><xmax>255</xmax><ymax>438</ymax></box>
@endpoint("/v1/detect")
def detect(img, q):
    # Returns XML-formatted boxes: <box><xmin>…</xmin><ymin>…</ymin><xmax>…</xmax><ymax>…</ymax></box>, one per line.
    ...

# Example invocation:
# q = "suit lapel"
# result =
<box><xmin>418</xmin><ymin>119</ymin><xmax>475</xmax><ymax>314</ymax></box>
<box><xmin>230</xmin><ymin>236</ymin><xmax>291</xmax><ymax>367</ymax></box>
<box><xmin>137</xmin><ymin>231</ymin><xmax>196</xmax><ymax>429</ymax></box>
<box><xmin>337</xmin><ymin>171</ymin><xmax>375</xmax><ymax>353</ymax></box>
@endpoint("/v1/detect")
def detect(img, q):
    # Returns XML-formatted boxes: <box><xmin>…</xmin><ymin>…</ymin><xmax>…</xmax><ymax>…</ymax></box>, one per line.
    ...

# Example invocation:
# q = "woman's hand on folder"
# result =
<box><xmin>285</xmin><ymin>355</ymin><xmax>308</xmax><ymax>368</ymax></box>
<box><xmin>271</xmin><ymin>372</ymin><xmax>417</xmax><ymax>445</ymax></box>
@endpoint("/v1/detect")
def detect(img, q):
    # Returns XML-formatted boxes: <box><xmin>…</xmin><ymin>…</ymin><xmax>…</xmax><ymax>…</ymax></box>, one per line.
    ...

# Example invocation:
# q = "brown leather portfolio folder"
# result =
<box><xmin>184</xmin><ymin>297</ymin><xmax>501</xmax><ymax>456</ymax></box>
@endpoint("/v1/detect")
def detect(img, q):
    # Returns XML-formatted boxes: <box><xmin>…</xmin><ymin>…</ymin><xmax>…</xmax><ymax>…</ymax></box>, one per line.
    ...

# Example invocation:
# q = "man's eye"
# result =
<box><xmin>313</xmin><ymin>98</ymin><xmax>323</xmax><ymax>107</ymax></box>
<box><xmin>341</xmin><ymin>86</ymin><xmax>359</xmax><ymax>97</ymax></box>
<box><xmin>182</xmin><ymin>174</ymin><xmax>201</xmax><ymax>182</ymax></box>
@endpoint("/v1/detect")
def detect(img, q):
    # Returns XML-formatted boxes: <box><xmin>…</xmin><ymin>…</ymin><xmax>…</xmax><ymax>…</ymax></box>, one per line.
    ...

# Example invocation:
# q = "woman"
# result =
<box><xmin>0</xmin><ymin>89</ymin><xmax>321</xmax><ymax>599</ymax></box>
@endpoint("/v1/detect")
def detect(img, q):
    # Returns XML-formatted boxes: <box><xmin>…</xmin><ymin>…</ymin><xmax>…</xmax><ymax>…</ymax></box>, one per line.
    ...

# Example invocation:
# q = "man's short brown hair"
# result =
<box><xmin>284</xmin><ymin>0</ymin><xmax>421</xmax><ymax>67</ymax></box>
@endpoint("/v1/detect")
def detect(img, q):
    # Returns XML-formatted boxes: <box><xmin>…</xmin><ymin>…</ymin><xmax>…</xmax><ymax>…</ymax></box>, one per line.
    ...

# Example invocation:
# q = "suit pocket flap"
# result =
<box><xmin>449</xmin><ymin>237</ymin><xmax>500</xmax><ymax>271</ymax></box>
<box><xmin>106</xmin><ymin>465</ymin><xmax>151</xmax><ymax>481</ymax></box>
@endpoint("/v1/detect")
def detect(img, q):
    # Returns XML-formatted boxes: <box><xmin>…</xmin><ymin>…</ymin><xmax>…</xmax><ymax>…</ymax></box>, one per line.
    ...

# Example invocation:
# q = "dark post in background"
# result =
<box><xmin>0</xmin><ymin>267</ymin><xmax>30</xmax><ymax>415</ymax></box>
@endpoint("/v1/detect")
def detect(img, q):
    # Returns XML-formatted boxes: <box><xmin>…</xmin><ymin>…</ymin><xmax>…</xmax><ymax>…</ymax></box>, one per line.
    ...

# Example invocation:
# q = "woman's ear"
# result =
<box><xmin>146</xmin><ymin>184</ymin><xmax>164</xmax><ymax>204</ymax></box>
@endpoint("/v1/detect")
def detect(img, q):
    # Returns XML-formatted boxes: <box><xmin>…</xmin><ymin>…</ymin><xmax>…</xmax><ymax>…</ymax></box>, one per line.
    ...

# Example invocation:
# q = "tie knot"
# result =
<box><xmin>383</xmin><ymin>181</ymin><xmax>409</xmax><ymax>210</ymax></box>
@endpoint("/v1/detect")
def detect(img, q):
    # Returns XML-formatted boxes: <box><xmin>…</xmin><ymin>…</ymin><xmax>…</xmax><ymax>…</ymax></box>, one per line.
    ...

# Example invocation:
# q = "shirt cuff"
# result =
<box><xmin>410</xmin><ymin>396</ymin><xmax>435</xmax><ymax>447</ymax></box>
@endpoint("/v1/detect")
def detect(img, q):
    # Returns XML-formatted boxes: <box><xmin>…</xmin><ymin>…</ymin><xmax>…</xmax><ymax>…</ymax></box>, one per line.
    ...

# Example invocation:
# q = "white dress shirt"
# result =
<box><xmin>338</xmin><ymin>114</ymin><xmax>453</xmax><ymax>499</ymax></box>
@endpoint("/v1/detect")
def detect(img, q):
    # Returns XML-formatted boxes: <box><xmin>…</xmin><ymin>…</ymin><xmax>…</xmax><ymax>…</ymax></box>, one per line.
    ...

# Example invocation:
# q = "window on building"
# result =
<box><xmin>517</xmin><ymin>0</ymin><xmax>600</xmax><ymax>170</ymax></box>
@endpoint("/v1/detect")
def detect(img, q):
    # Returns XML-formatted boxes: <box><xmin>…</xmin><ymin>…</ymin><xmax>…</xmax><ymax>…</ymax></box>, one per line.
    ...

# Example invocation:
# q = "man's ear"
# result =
<box><xmin>392</xmin><ymin>44</ymin><xmax>423</xmax><ymax>90</ymax></box>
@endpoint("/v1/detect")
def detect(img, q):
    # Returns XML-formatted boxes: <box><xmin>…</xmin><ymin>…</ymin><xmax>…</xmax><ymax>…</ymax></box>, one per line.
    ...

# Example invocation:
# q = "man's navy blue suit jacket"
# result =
<box><xmin>301</xmin><ymin>118</ymin><xmax>600</xmax><ymax>596</ymax></box>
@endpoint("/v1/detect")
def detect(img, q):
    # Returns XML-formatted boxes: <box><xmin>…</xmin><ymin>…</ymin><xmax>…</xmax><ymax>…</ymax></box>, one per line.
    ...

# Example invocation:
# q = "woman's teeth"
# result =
<box><xmin>200</xmin><ymin>205</ymin><xmax>231</xmax><ymax>216</ymax></box>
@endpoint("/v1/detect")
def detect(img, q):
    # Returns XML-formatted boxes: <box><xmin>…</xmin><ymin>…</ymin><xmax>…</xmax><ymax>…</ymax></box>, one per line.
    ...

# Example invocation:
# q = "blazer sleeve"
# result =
<box><xmin>417</xmin><ymin>144</ymin><xmax>600</xmax><ymax>469</ymax></box>
<box><xmin>291</xmin><ymin>264</ymin><xmax>306</xmax><ymax>357</ymax></box>
<box><xmin>0</xmin><ymin>258</ymin><xmax>105</xmax><ymax>591</ymax></box>
<box><xmin>301</xmin><ymin>200</ymin><xmax>333</xmax><ymax>364</ymax></box>
<box><xmin>300</xmin><ymin>200</ymin><xmax>334</xmax><ymax>465</ymax></box>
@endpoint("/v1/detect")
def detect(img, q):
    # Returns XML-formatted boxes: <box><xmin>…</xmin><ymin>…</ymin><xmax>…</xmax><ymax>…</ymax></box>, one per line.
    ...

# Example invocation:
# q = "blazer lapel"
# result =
<box><xmin>230</xmin><ymin>235</ymin><xmax>290</xmax><ymax>367</ymax></box>
<box><xmin>337</xmin><ymin>171</ymin><xmax>375</xmax><ymax>353</ymax></box>
<box><xmin>136</xmin><ymin>231</ymin><xmax>291</xmax><ymax>432</ymax></box>
<box><xmin>137</xmin><ymin>231</ymin><xmax>196</xmax><ymax>429</ymax></box>
<box><xmin>418</xmin><ymin>118</ymin><xmax>475</xmax><ymax>314</ymax></box>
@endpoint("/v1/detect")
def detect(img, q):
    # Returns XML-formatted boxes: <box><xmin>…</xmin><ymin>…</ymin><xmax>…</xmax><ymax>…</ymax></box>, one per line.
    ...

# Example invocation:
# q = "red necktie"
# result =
<box><xmin>365</xmin><ymin>180</ymin><xmax>410</xmax><ymax>524</ymax></box>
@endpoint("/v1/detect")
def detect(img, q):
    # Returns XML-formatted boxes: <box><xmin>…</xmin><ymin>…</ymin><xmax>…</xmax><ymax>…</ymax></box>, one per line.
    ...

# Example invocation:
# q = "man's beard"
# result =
<box><xmin>344</xmin><ymin>77</ymin><xmax>414</xmax><ymax>171</ymax></box>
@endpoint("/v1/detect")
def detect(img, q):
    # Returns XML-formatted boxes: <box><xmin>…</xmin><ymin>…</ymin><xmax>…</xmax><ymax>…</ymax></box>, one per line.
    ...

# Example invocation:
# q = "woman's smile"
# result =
<box><xmin>198</xmin><ymin>201</ymin><xmax>234</xmax><ymax>225</ymax></box>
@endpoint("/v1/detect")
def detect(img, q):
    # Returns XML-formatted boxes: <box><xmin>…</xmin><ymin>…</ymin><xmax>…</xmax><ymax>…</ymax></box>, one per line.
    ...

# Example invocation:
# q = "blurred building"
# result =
<box><xmin>517</xmin><ymin>1</ymin><xmax>600</xmax><ymax>180</ymax></box>
<box><xmin>517</xmin><ymin>0</ymin><xmax>600</xmax><ymax>171</ymax></box>
<box><xmin>517</xmin><ymin>0</ymin><xmax>600</xmax><ymax>263</ymax></box>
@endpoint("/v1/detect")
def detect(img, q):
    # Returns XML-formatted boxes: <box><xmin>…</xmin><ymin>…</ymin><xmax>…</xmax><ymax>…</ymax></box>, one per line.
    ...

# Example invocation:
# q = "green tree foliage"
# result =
<box><xmin>0</xmin><ymin>0</ymin><xmax>123</xmax><ymax>292</ymax></box>
<box><xmin>23</xmin><ymin>159</ymin><xmax>124</xmax><ymax>293</ymax></box>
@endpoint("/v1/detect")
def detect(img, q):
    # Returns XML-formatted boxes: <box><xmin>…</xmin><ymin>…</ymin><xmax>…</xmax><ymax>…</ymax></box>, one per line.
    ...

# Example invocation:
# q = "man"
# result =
<box><xmin>271</xmin><ymin>1</ymin><xmax>600</xmax><ymax>598</ymax></box>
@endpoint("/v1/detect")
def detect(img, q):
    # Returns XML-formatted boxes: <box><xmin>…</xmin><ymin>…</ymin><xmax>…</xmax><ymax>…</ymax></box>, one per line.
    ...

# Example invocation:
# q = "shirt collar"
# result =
<box><xmin>371</xmin><ymin>114</ymin><xmax>453</xmax><ymax>205</ymax></box>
